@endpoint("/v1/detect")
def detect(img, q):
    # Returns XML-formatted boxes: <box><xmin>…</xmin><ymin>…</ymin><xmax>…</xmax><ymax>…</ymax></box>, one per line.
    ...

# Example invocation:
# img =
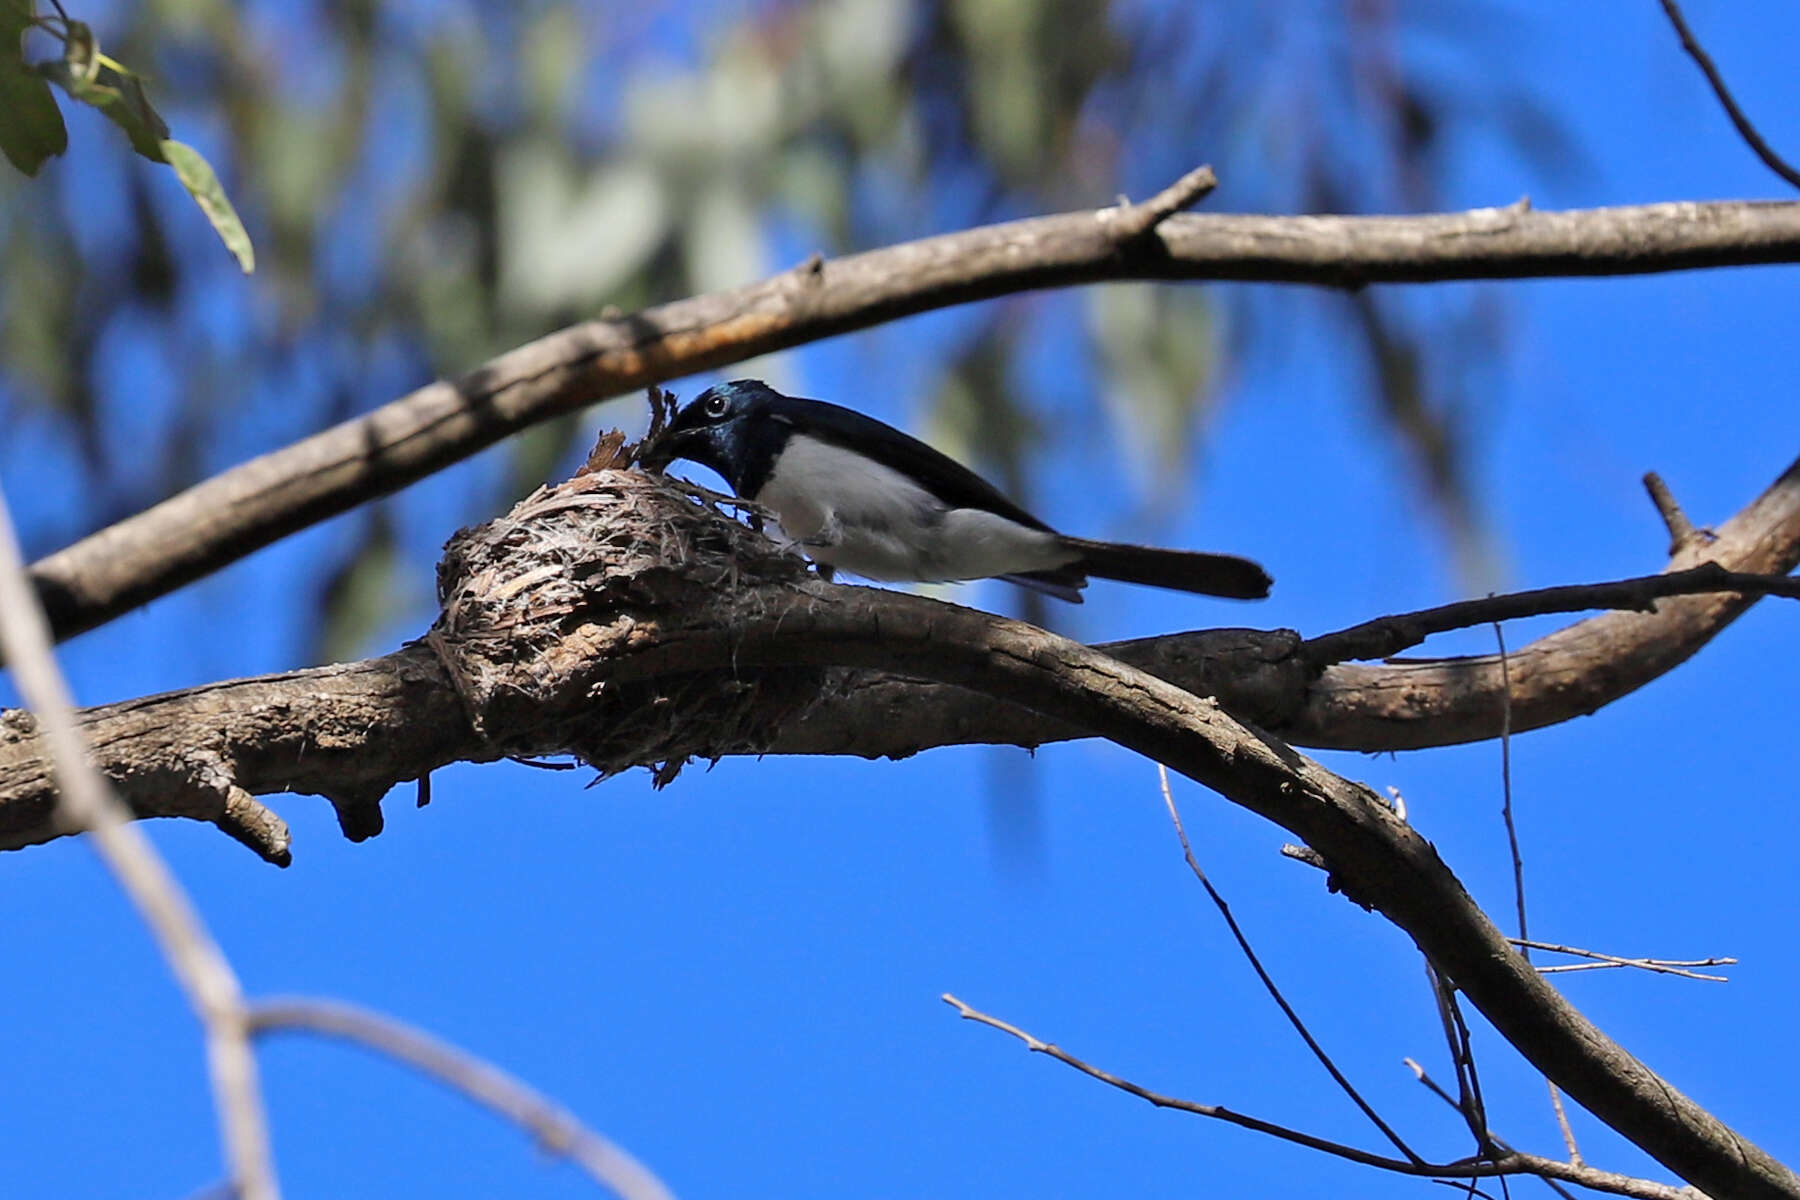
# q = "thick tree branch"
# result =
<box><xmin>5</xmin><ymin>462</ymin><xmax>1796</xmax><ymax>857</ymax></box>
<box><xmin>25</xmin><ymin>188</ymin><xmax>1800</xmax><ymax>647</ymax></box>
<box><xmin>593</xmin><ymin>594</ymin><xmax>1794</xmax><ymax>1198</ymax></box>
<box><xmin>4</xmin><ymin>469</ymin><xmax>1796</xmax><ymax>1195</ymax></box>
<box><xmin>773</xmin><ymin>451</ymin><xmax>1800</xmax><ymax>755</ymax></box>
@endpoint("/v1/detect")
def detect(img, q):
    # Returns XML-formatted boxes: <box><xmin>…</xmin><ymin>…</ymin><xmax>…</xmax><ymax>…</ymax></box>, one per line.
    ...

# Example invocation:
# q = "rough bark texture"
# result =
<box><xmin>7</xmin><ymin>466</ymin><xmax>1798</xmax><ymax>1196</ymax></box>
<box><xmin>772</xmin><ymin>452</ymin><xmax>1800</xmax><ymax>756</ymax></box>
<box><xmin>27</xmin><ymin>196</ymin><xmax>1800</xmax><ymax>645</ymax></box>
<box><xmin>6</xmin><ymin>452</ymin><xmax>1796</xmax><ymax>859</ymax></box>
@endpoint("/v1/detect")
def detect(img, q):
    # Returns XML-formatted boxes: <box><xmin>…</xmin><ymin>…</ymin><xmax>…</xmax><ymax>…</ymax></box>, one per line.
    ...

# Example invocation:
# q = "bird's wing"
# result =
<box><xmin>768</xmin><ymin>396</ymin><xmax>1055</xmax><ymax>532</ymax></box>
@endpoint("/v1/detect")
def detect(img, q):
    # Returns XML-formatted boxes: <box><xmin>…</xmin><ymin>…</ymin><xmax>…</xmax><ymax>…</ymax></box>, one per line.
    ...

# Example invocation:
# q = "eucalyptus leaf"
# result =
<box><xmin>0</xmin><ymin>66</ymin><xmax>65</xmax><ymax>173</ymax></box>
<box><xmin>38</xmin><ymin>42</ymin><xmax>254</xmax><ymax>271</ymax></box>
<box><xmin>160</xmin><ymin>138</ymin><xmax>255</xmax><ymax>272</ymax></box>
<box><xmin>42</xmin><ymin>56</ymin><xmax>169</xmax><ymax>160</ymax></box>
<box><xmin>0</xmin><ymin>0</ymin><xmax>65</xmax><ymax>174</ymax></box>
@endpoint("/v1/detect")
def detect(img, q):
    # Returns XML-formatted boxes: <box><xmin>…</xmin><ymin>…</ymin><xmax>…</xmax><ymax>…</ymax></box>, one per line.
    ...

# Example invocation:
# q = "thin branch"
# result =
<box><xmin>1536</xmin><ymin>963</ymin><xmax>1717</xmax><ymax>981</ymax></box>
<box><xmin>1657</xmin><ymin>0</ymin><xmax>1800</xmax><ymax>192</ymax></box>
<box><xmin>0</xmin><ymin>491</ymin><xmax>277</xmax><ymax>1198</ymax></box>
<box><xmin>1491</xmin><ymin>623</ymin><xmax>1579</xmax><ymax>1166</ymax></box>
<box><xmin>1510</xmin><ymin>939</ymin><xmax>1734</xmax><ymax>970</ymax></box>
<box><xmin>940</xmin><ymin>992</ymin><xmax>1413</xmax><ymax>1168</ymax></box>
<box><xmin>1494</xmin><ymin>623</ymin><xmax>1528</xmax><ymax>956</ymax></box>
<box><xmin>25</xmin><ymin>195</ymin><xmax>1800</xmax><ymax>647</ymax></box>
<box><xmin>1549</xmin><ymin>1079</ymin><xmax>1583</xmax><ymax>1167</ymax></box>
<box><xmin>1302</xmin><ymin>563</ymin><xmax>1800</xmax><ymax>669</ymax></box>
<box><xmin>1403</xmin><ymin>1059</ymin><xmax>1581</xmax><ymax>1200</ymax></box>
<box><xmin>1104</xmin><ymin>164</ymin><xmax>1218</xmax><ymax>240</ymax></box>
<box><xmin>772</xmin><ymin>452</ymin><xmax>1800</xmax><ymax>758</ymax></box>
<box><xmin>248</xmin><ymin>998</ymin><xmax>672</xmax><ymax>1200</ymax></box>
<box><xmin>1427</xmin><ymin>967</ymin><xmax>1493</xmax><ymax>1154</ymax></box>
<box><xmin>1643</xmin><ymin>472</ymin><xmax>1705</xmax><ymax>556</ymax></box>
<box><xmin>1517</xmin><ymin>940</ymin><xmax>1734</xmax><ymax>983</ymax></box>
<box><xmin>942</xmin><ymin>994</ymin><xmax>1694</xmax><ymax>1200</ymax></box>
<box><xmin>1156</xmin><ymin>766</ymin><xmax>1422</xmax><ymax>1164</ymax></box>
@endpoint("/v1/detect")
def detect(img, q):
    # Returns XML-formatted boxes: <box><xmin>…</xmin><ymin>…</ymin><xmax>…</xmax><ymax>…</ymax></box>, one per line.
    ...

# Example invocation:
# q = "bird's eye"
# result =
<box><xmin>703</xmin><ymin>394</ymin><xmax>731</xmax><ymax>420</ymax></box>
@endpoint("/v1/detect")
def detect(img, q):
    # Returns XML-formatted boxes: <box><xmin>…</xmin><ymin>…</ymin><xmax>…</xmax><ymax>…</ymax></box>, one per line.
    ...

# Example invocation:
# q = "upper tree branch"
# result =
<box><xmin>25</xmin><ymin>187</ymin><xmax>1800</xmax><ymax>646</ymax></box>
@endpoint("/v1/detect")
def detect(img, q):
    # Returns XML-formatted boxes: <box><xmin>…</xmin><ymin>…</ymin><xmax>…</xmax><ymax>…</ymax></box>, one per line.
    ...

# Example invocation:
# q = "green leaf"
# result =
<box><xmin>45</xmin><ymin>55</ymin><xmax>169</xmax><ymax>160</ymax></box>
<box><xmin>0</xmin><ymin>64</ymin><xmax>66</xmax><ymax>173</ymax></box>
<box><xmin>0</xmin><ymin>0</ymin><xmax>66</xmax><ymax>174</ymax></box>
<box><xmin>159</xmin><ymin>139</ymin><xmax>254</xmax><ymax>272</ymax></box>
<box><xmin>36</xmin><ymin>40</ymin><xmax>255</xmax><ymax>271</ymax></box>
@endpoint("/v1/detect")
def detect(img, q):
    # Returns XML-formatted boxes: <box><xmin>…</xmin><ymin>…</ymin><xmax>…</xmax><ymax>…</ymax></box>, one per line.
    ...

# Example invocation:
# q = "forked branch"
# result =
<box><xmin>943</xmin><ymin>994</ymin><xmax>1695</xmax><ymax>1200</ymax></box>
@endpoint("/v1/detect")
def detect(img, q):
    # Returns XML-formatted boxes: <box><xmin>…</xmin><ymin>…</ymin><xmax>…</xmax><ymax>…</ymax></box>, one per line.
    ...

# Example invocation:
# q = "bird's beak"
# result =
<box><xmin>637</xmin><ymin>427</ymin><xmax>691</xmax><ymax>473</ymax></box>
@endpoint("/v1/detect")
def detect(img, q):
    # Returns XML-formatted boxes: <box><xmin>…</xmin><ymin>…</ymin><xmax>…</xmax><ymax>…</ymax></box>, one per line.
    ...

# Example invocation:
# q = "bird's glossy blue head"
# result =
<box><xmin>641</xmin><ymin>379</ymin><xmax>782</xmax><ymax>493</ymax></box>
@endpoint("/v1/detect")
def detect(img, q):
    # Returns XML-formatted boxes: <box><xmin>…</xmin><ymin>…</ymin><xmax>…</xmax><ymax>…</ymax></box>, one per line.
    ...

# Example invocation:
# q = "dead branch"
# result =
<box><xmin>0</xmin><ymin>492</ymin><xmax>277</xmax><ymax>1195</ymax></box>
<box><xmin>1157</xmin><ymin>767</ymin><xmax>1420</xmax><ymax>1164</ymax></box>
<box><xmin>1401</xmin><ymin>1058</ymin><xmax>1582</xmax><ymax>1200</ymax></box>
<box><xmin>772</xmin><ymin>451</ymin><xmax>1800</xmax><ymax>756</ymax></box>
<box><xmin>248</xmin><ymin>998</ymin><xmax>673</xmax><ymax>1200</ymax></box>
<box><xmin>1657</xmin><ymin>0</ymin><xmax>1800</xmax><ymax>192</ymax></box>
<box><xmin>4</xmin><ymin>467</ymin><xmax>1789</xmax><ymax>1196</ymax></box>
<box><xmin>24</xmin><ymin>184</ymin><xmax>1800</xmax><ymax>648</ymax></box>
<box><xmin>1513</xmin><ymin>939</ymin><xmax>1735</xmax><ymax>983</ymax></box>
<box><xmin>5</xmin><ymin>461</ymin><xmax>1797</xmax><ymax>861</ymax></box>
<box><xmin>943</xmin><ymin>994</ymin><xmax>1694</xmax><ymax>1200</ymax></box>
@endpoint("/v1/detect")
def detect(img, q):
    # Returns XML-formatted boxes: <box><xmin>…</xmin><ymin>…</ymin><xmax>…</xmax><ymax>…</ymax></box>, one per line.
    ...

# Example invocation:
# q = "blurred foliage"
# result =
<box><xmin>0</xmin><ymin>0</ymin><xmax>1569</xmax><ymax>660</ymax></box>
<box><xmin>4</xmin><ymin>0</ymin><xmax>251</xmax><ymax>268</ymax></box>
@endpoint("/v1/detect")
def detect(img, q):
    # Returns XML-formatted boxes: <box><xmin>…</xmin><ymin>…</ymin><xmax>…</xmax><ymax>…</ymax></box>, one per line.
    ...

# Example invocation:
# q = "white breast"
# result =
<box><xmin>756</xmin><ymin>434</ymin><xmax>1076</xmax><ymax>582</ymax></box>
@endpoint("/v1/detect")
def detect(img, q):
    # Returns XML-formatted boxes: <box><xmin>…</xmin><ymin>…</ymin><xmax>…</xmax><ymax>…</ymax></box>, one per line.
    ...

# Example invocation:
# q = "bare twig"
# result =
<box><xmin>1512</xmin><ymin>939</ymin><xmax>1734</xmax><ymax>983</ymax></box>
<box><xmin>1513</xmin><ymin>943</ymin><xmax>1733</xmax><ymax>969</ymax></box>
<box><xmin>1491</xmin><ymin>622</ymin><xmax>1578</xmax><ymax>1164</ymax></box>
<box><xmin>1426</xmin><ymin>967</ymin><xmax>1493</xmax><ymax>1154</ymax></box>
<box><xmin>1536</xmin><ymin>962</ymin><xmax>1722</xmax><ymax>980</ymax></box>
<box><xmin>1302</xmin><ymin>563</ymin><xmax>1800</xmax><ymax>668</ymax></box>
<box><xmin>942</xmin><ymin>994</ymin><xmax>1694</xmax><ymax>1200</ymax></box>
<box><xmin>1657</xmin><ymin>0</ymin><xmax>1800</xmax><ymax>192</ymax></box>
<box><xmin>1494</xmin><ymin>623</ymin><xmax>1527</xmax><ymax>955</ymax></box>
<box><xmin>1156</xmin><ymin>766</ymin><xmax>1421</xmax><ymax>1163</ymax></box>
<box><xmin>24</xmin><ymin>197</ymin><xmax>1800</xmax><ymax>648</ymax></box>
<box><xmin>1105</xmin><ymin>165</ymin><xmax>1218</xmax><ymax>241</ymax></box>
<box><xmin>1549</xmin><ymin>1079</ymin><xmax>1583</xmax><ymax>1166</ymax></box>
<box><xmin>0</xmin><ymin>492</ymin><xmax>277</xmax><ymax>1197</ymax></box>
<box><xmin>1403</xmin><ymin>1059</ymin><xmax>1581</xmax><ymax>1200</ymax></box>
<box><xmin>248</xmin><ymin>998</ymin><xmax>672</xmax><ymax>1200</ymax></box>
<box><xmin>1643</xmin><ymin>473</ymin><xmax>1705</xmax><ymax>556</ymax></box>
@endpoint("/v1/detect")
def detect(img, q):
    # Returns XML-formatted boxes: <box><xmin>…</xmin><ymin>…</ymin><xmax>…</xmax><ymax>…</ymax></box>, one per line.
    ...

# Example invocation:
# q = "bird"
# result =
<box><xmin>640</xmin><ymin>379</ymin><xmax>1270</xmax><ymax>604</ymax></box>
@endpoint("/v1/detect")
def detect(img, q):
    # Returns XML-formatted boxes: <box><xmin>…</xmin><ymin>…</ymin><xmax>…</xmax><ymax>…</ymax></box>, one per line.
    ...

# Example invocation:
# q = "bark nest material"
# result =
<box><xmin>429</xmin><ymin>469</ymin><xmax>825</xmax><ymax>785</ymax></box>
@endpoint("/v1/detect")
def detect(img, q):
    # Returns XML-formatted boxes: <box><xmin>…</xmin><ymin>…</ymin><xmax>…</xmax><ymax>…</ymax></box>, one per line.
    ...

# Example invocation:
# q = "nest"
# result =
<box><xmin>430</xmin><ymin>458</ymin><xmax>825</xmax><ymax>785</ymax></box>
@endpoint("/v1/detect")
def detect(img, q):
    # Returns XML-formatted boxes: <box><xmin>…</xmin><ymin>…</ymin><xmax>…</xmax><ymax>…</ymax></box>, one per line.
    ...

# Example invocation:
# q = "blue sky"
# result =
<box><xmin>4</xmin><ymin>2</ymin><xmax>1799</xmax><ymax>1198</ymax></box>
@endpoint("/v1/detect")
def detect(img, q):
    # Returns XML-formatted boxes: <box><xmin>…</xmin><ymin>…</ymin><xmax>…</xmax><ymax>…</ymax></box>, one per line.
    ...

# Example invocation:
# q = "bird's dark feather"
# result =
<box><xmin>758</xmin><ymin>395</ymin><xmax>1055</xmax><ymax>532</ymax></box>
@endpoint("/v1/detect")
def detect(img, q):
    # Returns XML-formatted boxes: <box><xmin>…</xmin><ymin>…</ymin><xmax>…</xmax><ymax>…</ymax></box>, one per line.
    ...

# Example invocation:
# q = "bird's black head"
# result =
<box><xmin>641</xmin><ymin>379</ymin><xmax>782</xmax><ymax>493</ymax></box>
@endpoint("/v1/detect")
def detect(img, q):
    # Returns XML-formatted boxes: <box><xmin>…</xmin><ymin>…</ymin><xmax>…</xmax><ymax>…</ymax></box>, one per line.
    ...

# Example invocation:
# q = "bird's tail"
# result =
<box><xmin>1057</xmin><ymin>536</ymin><xmax>1271</xmax><ymax>600</ymax></box>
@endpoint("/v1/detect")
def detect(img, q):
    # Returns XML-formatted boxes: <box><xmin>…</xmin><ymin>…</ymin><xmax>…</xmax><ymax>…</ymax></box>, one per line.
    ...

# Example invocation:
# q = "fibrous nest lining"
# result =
<box><xmin>430</xmin><ymin>463</ymin><xmax>825</xmax><ymax>784</ymax></box>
